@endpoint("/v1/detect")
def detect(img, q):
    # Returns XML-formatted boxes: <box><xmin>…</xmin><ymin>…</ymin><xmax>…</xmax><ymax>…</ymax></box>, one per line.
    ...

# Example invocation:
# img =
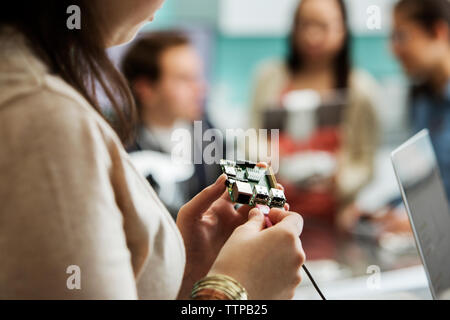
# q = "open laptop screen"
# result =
<box><xmin>392</xmin><ymin>130</ymin><xmax>450</xmax><ymax>299</ymax></box>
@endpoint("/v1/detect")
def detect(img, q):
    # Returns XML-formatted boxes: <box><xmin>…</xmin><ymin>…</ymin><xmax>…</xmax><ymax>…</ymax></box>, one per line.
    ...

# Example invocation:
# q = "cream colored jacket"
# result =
<box><xmin>0</xmin><ymin>29</ymin><xmax>185</xmax><ymax>299</ymax></box>
<box><xmin>250</xmin><ymin>60</ymin><xmax>380</xmax><ymax>203</ymax></box>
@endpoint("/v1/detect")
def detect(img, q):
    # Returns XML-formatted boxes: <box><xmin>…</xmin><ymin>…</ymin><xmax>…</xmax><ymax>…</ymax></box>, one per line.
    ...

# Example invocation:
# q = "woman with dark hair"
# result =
<box><xmin>249</xmin><ymin>0</ymin><xmax>379</xmax><ymax>259</ymax></box>
<box><xmin>0</xmin><ymin>1</ymin><xmax>306</xmax><ymax>299</ymax></box>
<box><xmin>392</xmin><ymin>0</ymin><xmax>450</xmax><ymax>198</ymax></box>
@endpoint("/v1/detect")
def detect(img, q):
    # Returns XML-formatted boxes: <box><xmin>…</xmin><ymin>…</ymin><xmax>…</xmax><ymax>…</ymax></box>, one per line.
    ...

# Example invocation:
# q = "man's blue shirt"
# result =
<box><xmin>411</xmin><ymin>81</ymin><xmax>450</xmax><ymax>199</ymax></box>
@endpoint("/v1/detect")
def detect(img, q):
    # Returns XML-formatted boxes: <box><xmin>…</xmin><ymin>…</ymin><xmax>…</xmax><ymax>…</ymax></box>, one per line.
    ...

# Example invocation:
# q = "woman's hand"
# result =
<box><xmin>176</xmin><ymin>173</ymin><xmax>252</xmax><ymax>298</ymax></box>
<box><xmin>176</xmin><ymin>163</ymin><xmax>288</xmax><ymax>299</ymax></box>
<box><xmin>208</xmin><ymin>207</ymin><xmax>306</xmax><ymax>300</ymax></box>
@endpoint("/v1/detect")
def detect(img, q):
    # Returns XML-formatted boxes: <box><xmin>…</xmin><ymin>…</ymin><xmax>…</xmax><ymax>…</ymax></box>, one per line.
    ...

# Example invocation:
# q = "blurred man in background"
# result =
<box><xmin>392</xmin><ymin>0</ymin><xmax>450</xmax><ymax>197</ymax></box>
<box><xmin>122</xmin><ymin>31</ymin><xmax>222</xmax><ymax>217</ymax></box>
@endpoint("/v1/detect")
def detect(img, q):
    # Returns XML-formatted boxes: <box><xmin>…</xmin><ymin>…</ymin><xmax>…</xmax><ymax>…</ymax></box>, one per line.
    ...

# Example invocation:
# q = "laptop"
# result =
<box><xmin>391</xmin><ymin>129</ymin><xmax>450</xmax><ymax>299</ymax></box>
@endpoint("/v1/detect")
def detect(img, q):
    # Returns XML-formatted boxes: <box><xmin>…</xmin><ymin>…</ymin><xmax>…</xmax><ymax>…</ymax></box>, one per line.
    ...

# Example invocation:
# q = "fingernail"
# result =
<box><xmin>216</xmin><ymin>174</ymin><xmax>226</xmax><ymax>185</ymax></box>
<box><xmin>255</xmin><ymin>204</ymin><xmax>270</xmax><ymax>215</ymax></box>
<box><xmin>249</xmin><ymin>207</ymin><xmax>260</xmax><ymax>218</ymax></box>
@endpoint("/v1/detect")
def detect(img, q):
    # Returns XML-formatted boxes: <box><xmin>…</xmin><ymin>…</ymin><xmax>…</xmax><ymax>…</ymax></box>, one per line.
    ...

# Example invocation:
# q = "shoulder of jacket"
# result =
<box><xmin>254</xmin><ymin>59</ymin><xmax>289</xmax><ymax>80</ymax></box>
<box><xmin>6</xmin><ymin>75</ymin><xmax>121</xmax><ymax>150</ymax></box>
<box><xmin>349</xmin><ymin>69</ymin><xmax>380</xmax><ymax>98</ymax></box>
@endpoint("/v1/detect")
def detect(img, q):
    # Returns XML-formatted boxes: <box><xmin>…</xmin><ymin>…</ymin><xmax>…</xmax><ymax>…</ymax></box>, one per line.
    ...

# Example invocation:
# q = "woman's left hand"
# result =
<box><xmin>176</xmin><ymin>163</ymin><xmax>287</xmax><ymax>299</ymax></box>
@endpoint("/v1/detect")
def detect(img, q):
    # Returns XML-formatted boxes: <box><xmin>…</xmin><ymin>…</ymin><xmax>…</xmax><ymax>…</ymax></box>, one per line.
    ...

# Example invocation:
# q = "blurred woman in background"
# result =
<box><xmin>250</xmin><ymin>0</ymin><xmax>379</xmax><ymax>259</ymax></box>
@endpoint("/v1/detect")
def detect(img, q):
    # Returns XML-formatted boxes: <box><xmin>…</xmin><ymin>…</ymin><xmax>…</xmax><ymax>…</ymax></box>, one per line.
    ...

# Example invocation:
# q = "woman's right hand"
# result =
<box><xmin>207</xmin><ymin>207</ymin><xmax>305</xmax><ymax>300</ymax></box>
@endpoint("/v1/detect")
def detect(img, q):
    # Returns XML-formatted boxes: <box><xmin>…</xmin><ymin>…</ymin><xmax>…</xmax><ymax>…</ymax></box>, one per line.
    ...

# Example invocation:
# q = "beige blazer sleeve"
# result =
<box><xmin>0</xmin><ymin>91</ymin><xmax>141</xmax><ymax>299</ymax></box>
<box><xmin>0</xmin><ymin>28</ymin><xmax>186</xmax><ymax>300</ymax></box>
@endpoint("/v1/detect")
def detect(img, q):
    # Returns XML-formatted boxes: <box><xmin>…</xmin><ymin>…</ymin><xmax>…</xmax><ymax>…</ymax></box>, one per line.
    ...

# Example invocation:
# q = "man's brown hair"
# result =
<box><xmin>122</xmin><ymin>30</ymin><xmax>190</xmax><ymax>86</ymax></box>
<box><xmin>121</xmin><ymin>30</ymin><xmax>190</xmax><ymax>118</ymax></box>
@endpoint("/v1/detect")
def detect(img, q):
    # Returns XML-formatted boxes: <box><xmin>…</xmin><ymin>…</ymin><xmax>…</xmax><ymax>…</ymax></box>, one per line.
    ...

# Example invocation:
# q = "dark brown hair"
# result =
<box><xmin>395</xmin><ymin>0</ymin><xmax>450</xmax><ymax>36</ymax></box>
<box><xmin>122</xmin><ymin>31</ymin><xmax>190</xmax><ymax>84</ymax></box>
<box><xmin>395</xmin><ymin>0</ymin><xmax>450</xmax><ymax>96</ymax></box>
<box><xmin>121</xmin><ymin>30</ymin><xmax>190</xmax><ymax>115</ymax></box>
<box><xmin>287</xmin><ymin>0</ymin><xmax>351</xmax><ymax>89</ymax></box>
<box><xmin>0</xmin><ymin>0</ymin><xmax>136</xmax><ymax>144</ymax></box>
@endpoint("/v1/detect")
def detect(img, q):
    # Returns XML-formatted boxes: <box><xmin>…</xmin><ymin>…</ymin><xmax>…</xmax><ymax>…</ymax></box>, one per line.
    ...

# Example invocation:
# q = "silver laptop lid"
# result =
<box><xmin>392</xmin><ymin>129</ymin><xmax>450</xmax><ymax>299</ymax></box>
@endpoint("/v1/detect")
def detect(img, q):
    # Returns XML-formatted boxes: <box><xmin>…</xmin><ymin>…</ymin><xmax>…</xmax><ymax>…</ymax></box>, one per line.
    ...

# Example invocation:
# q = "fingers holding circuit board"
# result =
<box><xmin>220</xmin><ymin>159</ymin><xmax>286</xmax><ymax>208</ymax></box>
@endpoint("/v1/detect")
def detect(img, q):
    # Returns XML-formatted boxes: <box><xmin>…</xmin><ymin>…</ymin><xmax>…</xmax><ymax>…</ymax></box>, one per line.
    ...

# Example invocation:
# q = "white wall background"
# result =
<box><xmin>219</xmin><ymin>0</ymin><xmax>397</xmax><ymax>37</ymax></box>
<box><xmin>219</xmin><ymin>0</ymin><xmax>299</xmax><ymax>36</ymax></box>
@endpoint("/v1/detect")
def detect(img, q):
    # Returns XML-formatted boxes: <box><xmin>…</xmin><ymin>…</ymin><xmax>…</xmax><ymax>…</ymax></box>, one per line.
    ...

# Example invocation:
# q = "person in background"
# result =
<box><xmin>0</xmin><ymin>0</ymin><xmax>305</xmax><ymax>300</ymax></box>
<box><xmin>337</xmin><ymin>0</ymin><xmax>450</xmax><ymax>237</ymax></box>
<box><xmin>393</xmin><ymin>0</ymin><xmax>450</xmax><ymax>196</ymax></box>
<box><xmin>249</xmin><ymin>0</ymin><xmax>379</xmax><ymax>259</ymax></box>
<box><xmin>122</xmin><ymin>31</ymin><xmax>222</xmax><ymax>217</ymax></box>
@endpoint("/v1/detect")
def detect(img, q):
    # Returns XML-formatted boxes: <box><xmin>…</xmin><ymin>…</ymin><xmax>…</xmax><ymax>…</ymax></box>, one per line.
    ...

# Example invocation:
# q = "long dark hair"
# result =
<box><xmin>287</xmin><ymin>0</ymin><xmax>351</xmax><ymax>89</ymax></box>
<box><xmin>395</xmin><ymin>0</ymin><xmax>450</xmax><ymax>97</ymax></box>
<box><xmin>0</xmin><ymin>1</ymin><xmax>136</xmax><ymax>144</ymax></box>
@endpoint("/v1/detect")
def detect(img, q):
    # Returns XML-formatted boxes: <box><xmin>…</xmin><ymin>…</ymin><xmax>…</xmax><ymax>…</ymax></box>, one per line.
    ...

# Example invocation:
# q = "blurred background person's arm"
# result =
<box><xmin>336</xmin><ymin>69</ymin><xmax>380</xmax><ymax>206</ymax></box>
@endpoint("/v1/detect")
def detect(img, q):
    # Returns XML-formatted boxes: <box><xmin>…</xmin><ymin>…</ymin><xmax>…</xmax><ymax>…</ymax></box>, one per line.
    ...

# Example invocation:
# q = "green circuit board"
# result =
<box><xmin>220</xmin><ymin>159</ymin><xmax>286</xmax><ymax>208</ymax></box>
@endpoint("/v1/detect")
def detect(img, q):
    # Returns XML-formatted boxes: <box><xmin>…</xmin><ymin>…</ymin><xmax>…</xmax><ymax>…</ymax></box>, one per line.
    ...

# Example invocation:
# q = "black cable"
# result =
<box><xmin>302</xmin><ymin>265</ymin><xmax>326</xmax><ymax>300</ymax></box>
